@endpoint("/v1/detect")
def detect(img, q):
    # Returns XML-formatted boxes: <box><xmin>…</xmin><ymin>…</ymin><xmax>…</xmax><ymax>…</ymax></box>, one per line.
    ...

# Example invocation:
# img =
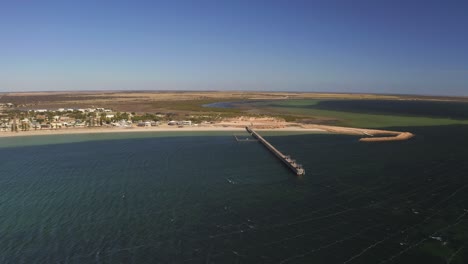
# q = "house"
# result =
<box><xmin>168</xmin><ymin>120</ymin><xmax>177</xmax><ymax>126</ymax></box>
<box><xmin>36</xmin><ymin>114</ymin><xmax>46</xmax><ymax>120</ymax></box>
<box><xmin>0</xmin><ymin>123</ymin><xmax>9</xmax><ymax>131</ymax></box>
<box><xmin>111</xmin><ymin>120</ymin><xmax>129</xmax><ymax>127</ymax></box>
<box><xmin>36</xmin><ymin>109</ymin><xmax>47</xmax><ymax>113</ymax></box>
<box><xmin>181</xmin><ymin>120</ymin><xmax>192</xmax><ymax>126</ymax></box>
<box><xmin>50</xmin><ymin>122</ymin><xmax>62</xmax><ymax>129</ymax></box>
<box><xmin>31</xmin><ymin>121</ymin><xmax>41</xmax><ymax>129</ymax></box>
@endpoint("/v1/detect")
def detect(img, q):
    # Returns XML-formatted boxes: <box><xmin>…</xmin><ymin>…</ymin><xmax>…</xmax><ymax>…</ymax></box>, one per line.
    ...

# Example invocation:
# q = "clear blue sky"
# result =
<box><xmin>1</xmin><ymin>0</ymin><xmax>467</xmax><ymax>95</ymax></box>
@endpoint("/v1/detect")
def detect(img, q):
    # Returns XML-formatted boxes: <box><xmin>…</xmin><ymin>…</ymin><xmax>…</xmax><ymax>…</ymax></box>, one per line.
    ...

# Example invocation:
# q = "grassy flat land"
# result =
<box><xmin>2</xmin><ymin>91</ymin><xmax>467</xmax><ymax>110</ymax></box>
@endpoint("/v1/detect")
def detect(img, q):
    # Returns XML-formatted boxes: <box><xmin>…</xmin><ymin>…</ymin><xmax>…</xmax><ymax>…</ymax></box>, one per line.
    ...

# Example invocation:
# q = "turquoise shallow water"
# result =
<box><xmin>0</xmin><ymin>130</ymin><xmax>322</xmax><ymax>149</ymax></box>
<box><xmin>0</xmin><ymin>127</ymin><xmax>467</xmax><ymax>263</ymax></box>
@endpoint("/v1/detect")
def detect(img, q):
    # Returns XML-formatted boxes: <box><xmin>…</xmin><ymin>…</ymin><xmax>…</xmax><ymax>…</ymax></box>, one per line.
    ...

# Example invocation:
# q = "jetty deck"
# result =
<box><xmin>246</xmin><ymin>126</ymin><xmax>305</xmax><ymax>176</ymax></box>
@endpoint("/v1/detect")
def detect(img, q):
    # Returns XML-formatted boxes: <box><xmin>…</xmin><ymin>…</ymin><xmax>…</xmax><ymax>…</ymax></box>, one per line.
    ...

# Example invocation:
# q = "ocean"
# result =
<box><xmin>0</xmin><ymin>127</ymin><xmax>467</xmax><ymax>263</ymax></box>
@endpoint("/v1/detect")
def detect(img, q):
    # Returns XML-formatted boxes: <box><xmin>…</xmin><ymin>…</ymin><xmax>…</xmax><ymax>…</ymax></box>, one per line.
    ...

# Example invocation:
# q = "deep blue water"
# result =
<box><xmin>0</xmin><ymin>127</ymin><xmax>467</xmax><ymax>263</ymax></box>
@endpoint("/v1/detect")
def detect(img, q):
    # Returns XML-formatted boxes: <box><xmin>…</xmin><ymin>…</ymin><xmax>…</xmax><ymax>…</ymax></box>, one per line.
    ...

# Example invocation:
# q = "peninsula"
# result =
<box><xmin>2</xmin><ymin>90</ymin><xmax>466</xmax><ymax>141</ymax></box>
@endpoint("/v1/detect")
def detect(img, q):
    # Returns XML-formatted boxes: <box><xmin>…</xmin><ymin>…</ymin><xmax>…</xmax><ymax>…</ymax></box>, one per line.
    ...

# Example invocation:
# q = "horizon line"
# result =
<box><xmin>0</xmin><ymin>89</ymin><xmax>467</xmax><ymax>99</ymax></box>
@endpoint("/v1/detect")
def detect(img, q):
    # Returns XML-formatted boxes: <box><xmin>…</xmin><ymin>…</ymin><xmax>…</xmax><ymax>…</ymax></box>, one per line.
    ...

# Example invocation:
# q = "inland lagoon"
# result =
<box><xmin>1</xmin><ymin>124</ymin><xmax>467</xmax><ymax>263</ymax></box>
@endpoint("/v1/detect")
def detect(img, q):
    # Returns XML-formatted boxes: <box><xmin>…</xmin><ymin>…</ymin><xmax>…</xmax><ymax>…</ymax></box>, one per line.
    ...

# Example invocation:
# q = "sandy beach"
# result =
<box><xmin>0</xmin><ymin>123</ymin><xmax>414</xmax><ymax>142</ymax></box>
<box><xmin>0</xmin><ymin>125</ymin><xmax>327</xmax><ymax>138</ymax></box>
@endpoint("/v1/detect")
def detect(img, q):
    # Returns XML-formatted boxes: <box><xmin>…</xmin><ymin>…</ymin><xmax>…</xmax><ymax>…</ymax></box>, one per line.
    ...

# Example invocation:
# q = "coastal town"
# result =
<box><xmin>0</xmin><ymin>102</ymin><xmax>196</xmax><ymax>132</ymax></box>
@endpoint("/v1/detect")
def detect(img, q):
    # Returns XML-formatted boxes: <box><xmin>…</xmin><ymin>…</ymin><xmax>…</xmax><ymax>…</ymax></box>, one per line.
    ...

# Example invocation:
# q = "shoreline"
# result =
<box><xmin>0</xmin><ymin>124</ymin><xmax>414</xmax><ymax>142</ymax></box>
<box><xmin>0</xmin><ymin>126</ymin><xmax>327</xmax><ymax>138</ymax></box>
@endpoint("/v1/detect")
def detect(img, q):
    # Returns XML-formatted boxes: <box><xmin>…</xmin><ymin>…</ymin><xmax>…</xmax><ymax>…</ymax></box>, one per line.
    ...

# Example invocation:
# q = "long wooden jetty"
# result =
<box><xmin>246</xmin><ymin>126</ymin><xmax>305</xmax><ymax>176</ymax></box>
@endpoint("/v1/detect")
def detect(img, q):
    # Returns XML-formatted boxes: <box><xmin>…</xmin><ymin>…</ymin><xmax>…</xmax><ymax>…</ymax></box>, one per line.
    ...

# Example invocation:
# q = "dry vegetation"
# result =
<box><xmin>2</xmin><ymin>90</ymin><xmax>467</xmax><ymax>113</ymax></box>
